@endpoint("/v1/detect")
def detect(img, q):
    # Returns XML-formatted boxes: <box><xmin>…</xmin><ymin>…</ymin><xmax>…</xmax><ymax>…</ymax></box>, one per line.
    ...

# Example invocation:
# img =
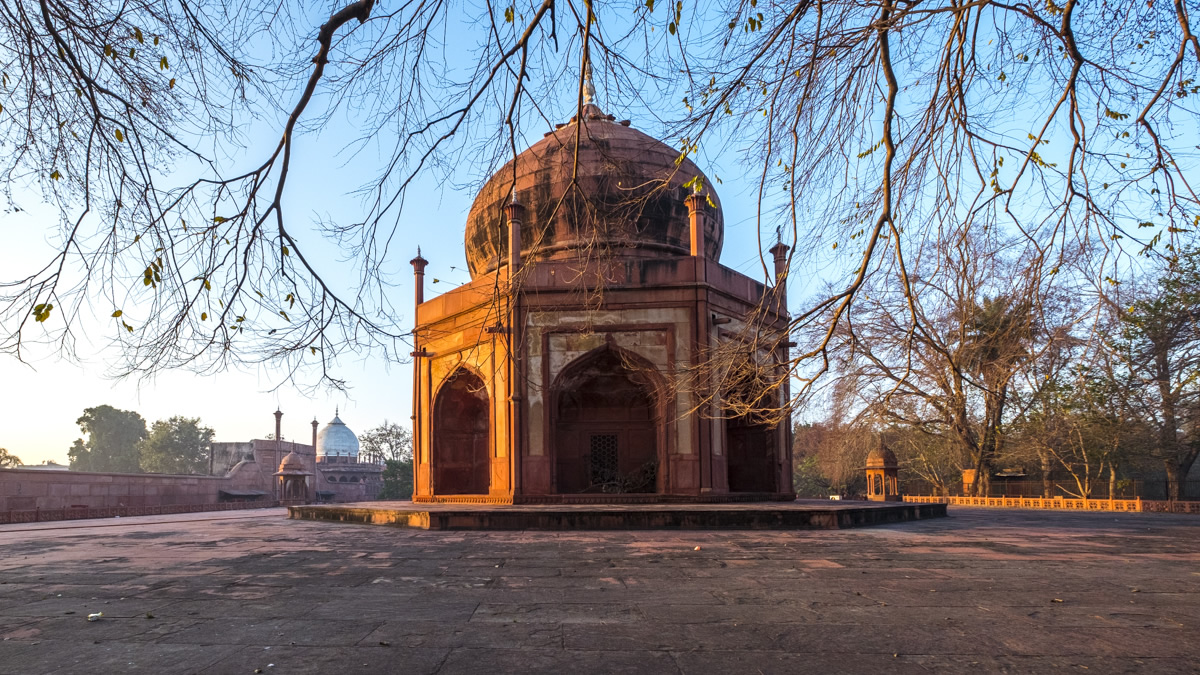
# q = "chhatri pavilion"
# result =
<box><xmin>408</xmin><ymin>87</ymin><xmax>793</xmax><ymax>504</ymax></box>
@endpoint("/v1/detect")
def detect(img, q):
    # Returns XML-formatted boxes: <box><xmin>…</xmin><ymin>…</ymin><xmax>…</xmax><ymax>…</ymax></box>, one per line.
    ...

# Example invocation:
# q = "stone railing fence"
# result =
<box><xmin>903</xmin><ymin>495</ymin><xmax>1200</xmax><ymax>514</ymax></box>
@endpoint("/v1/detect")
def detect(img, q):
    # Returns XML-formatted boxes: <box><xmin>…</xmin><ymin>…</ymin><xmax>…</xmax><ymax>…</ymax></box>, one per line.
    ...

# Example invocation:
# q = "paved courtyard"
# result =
<box><xmin>0</xmin><ymin>507</ymin><xmax>1197</xmax><ymax>674</ymax></box>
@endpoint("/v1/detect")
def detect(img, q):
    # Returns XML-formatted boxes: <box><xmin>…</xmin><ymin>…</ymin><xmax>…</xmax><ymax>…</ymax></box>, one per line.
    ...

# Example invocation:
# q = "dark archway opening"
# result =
<box><xmin>726</xmin><ymin>412</ymin><xmax>778</xmax><ymax>493</ymax></box>
<box><xmin>554</xmin><ymin>349</ymin><xmax>659</xmax><ymax>494</ymax></box>
<box><xmin>433</xmin><ymin>369</ymin><xmax>491</xmax><ymax>495</ymax></box>
<box><xmin>724</xmin><ymin>370</ymin><xmax>779</xmax><ymax>493</ymax></box>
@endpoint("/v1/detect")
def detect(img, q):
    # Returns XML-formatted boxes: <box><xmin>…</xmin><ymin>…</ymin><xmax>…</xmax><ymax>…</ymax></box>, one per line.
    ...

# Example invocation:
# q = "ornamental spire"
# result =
<box><xmin>583</xmin><ymin>61</ymin><xmax>596</xmax><ymax>106</ymax></box>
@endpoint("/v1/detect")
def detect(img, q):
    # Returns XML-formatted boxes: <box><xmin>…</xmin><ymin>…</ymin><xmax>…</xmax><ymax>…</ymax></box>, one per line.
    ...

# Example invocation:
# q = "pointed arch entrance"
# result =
<box><xmin>432</xmin><ymin>368</ymin><xmax>491</xmax><ymax>495</ymax></box>
<box><xmin>553</xmin><ymin>347</ymin><xmax>661</xmax><ymax>494</ymax></box>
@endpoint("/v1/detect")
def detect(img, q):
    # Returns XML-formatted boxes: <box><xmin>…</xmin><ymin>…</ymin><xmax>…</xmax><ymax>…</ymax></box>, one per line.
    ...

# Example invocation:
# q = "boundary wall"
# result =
<box><xmin>0</xmin><ymin>461</ymin><xmax>272</xmax><ymax>512</ymax></box>
<box><xmin>0</xmin><ymin>500</ymin><xmax>279</xmax><ymax>525</ymax></box>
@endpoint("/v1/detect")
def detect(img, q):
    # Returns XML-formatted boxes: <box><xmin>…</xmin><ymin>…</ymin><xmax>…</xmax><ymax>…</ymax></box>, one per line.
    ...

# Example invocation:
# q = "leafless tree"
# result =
<box><xmin>813</xmin><ymin>227</ymin><xmax>1085</xmax><ymax>495</ymax></box>
<box><xmin>0</xmin><ymin>0</ymin><xmax>1196</xmax><ymax>401</ymax></box>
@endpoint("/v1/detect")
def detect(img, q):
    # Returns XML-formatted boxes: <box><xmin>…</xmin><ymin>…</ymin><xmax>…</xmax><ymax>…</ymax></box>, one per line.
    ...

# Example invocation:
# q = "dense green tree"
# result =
<box><xmin>139</xmin><ymin>416</ymin><xmax>214</xmax><ymax>475</ymax></box>
<box><xmin>359</xmin><ymin>421</ymin><xmax>412</xmax><ymax>464</ymax></box>
<box><xmin>68</xmin><ymin>405</ymin><xmax>146</xmax><ymax>472</ymax></box>
<box><xmin>358</xmin><ymin>421</ymin><xmax>413</xmax><ymax>499</ymax></box>
<box><xmin>377</xmin><ymin>458</ymin><xmax>415</xmax><ymax>501</ymax></box>
<box><xmin>0</xmin><ymin>448</ymin><xmax>21</xmax><ymax>468</ymax></box>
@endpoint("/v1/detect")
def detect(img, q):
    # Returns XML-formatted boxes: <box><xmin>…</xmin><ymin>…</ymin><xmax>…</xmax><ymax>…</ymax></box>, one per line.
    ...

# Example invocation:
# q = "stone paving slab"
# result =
<box><xmin>0</xmin><ymin>507</ymin><xmax>1198</xmax><ymax>673</ymax></box>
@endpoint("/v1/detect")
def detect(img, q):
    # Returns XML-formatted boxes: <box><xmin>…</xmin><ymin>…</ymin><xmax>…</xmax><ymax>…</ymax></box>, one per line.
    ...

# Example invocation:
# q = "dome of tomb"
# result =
<box><xmin>316</xmin><ymin>412</ymin><xmax>360</xmax><ymax>459</ymax></box>
<box><xmin>866</xmin><ymin>443</ymin><xmax>898</xmax><ymax>469</ymax></box>
<box><xmin>464</xmin><ymin>99</ymin><xmax>723</xmax><ymax>278</ymax></box>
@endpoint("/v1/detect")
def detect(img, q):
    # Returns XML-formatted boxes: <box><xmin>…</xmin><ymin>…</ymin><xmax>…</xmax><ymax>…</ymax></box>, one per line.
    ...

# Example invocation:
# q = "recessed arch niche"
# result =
<box><xmin>432</xmin><ymin>367</ymin><xmax>491</xmax><ymax>495</ymax></box>
<box><xmin>553</xmin><ymin>346</ymin><xmax>662</xmax><ymax>494</ymax></box>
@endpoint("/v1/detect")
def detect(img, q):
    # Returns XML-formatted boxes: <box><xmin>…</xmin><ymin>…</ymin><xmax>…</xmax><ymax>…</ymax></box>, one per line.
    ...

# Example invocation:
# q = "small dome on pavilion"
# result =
<box><xmin>277</xmin><ymin>450</ymin><xmax>307</xmax><ymax>474</ymax></box>
<box><xmin>866</xmin><ymin>442</ymin><xmax>898</xmax><ymax>469</ymax></box>
<box><xmin>316</xmin><ymin>412</ymin><xmax>360</xmax><ymax>459</ymax></box>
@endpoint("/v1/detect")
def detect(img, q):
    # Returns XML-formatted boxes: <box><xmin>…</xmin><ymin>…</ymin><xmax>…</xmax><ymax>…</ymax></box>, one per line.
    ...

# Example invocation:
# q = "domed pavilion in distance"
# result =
<box><xmin>408</xmin><ymin>87</ymin><xmax>793</xmax><ymax>504</ymax></box>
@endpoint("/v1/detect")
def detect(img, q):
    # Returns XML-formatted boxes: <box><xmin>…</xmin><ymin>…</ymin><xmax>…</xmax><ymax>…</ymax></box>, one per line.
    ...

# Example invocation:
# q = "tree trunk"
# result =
<box><xmin>1165</xmin><ymin>460</ymin><xmax>1183</xmax><ymax>501</ymax></box>
<box><xmin>973</xmin><ymin>457</ymin><xmax>991</xmax><ymax>497</ymax></box>
<box><xmin>1108</xmin><ymin>463</ymin><xmax>1117</xmax><ymax>500</ymax></box>
<box><xmin>1040</xmin><ymin>450</ymin><xmax>1053</xmax><ymax>498</ymax></box>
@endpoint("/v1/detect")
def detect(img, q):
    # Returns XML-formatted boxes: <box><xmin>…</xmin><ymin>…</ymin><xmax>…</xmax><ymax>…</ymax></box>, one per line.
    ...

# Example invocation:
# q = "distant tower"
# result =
<box><xmin>273</xmin><ymin>409</ymin><xmax>284</xmax><ymax>499</ymax></box>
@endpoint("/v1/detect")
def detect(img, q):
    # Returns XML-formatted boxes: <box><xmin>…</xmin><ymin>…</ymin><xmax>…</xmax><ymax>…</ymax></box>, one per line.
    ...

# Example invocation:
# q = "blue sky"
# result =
<box><xmin>0</xmin><ymin>71</ymin><xmax>792</xmax><ymax>465</ymax></box>
<box><xmin>5</xmin><ymin>2</ymin><xmax>1191</xmax><ymax>466</ymax></box>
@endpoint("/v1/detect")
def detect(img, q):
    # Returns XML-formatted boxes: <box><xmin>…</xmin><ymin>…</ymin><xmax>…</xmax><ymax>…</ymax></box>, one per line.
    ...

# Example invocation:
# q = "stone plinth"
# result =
<box><xmin>288</xmin><ymin>500</ymin><xmax>946</xmax><ymax>530</ymax></box>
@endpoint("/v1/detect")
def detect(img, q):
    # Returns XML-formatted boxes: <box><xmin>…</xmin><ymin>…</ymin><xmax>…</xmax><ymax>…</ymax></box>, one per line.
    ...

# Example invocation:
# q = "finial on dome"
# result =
<box><xmin>583</xmin><ymin>61</ymin><xmax>596</xmax><ymax>106</ymax></box>
<box><xmin>335</xmin><ymin>406</ymin><xmax>339</xmax><ymax>416</ymax></box>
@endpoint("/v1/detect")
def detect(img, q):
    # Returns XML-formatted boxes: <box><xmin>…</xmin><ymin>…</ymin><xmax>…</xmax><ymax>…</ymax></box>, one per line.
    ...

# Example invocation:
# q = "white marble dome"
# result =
<box><xmin>316</xmin><ymin>413</ymin><xmax>360</xmax><ymax>459</ymax></box>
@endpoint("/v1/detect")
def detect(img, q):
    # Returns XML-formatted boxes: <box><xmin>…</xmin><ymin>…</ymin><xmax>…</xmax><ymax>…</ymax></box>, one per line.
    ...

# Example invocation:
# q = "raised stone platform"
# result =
<box><xmin>287</xmin><ymin>499</ymin><xmax>947</xmax><ymax>530</ymax></box>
